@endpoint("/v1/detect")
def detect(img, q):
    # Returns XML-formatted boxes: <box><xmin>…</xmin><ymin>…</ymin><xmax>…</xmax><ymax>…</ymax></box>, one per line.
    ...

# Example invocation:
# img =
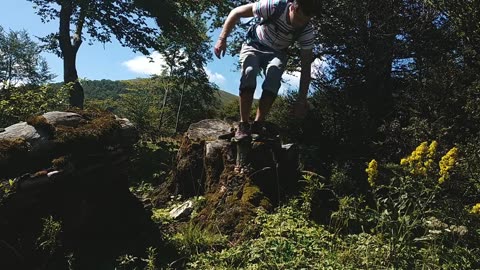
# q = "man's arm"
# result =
<box><xmin>294</xmin><ymin>48</ymin><xmax>314</xmax><ymax>118</ymax></box>
<box><xmin>299</xmin><ymin>49</ymin><xmax>313</xmax><ymax>100</ymax></box>
<box><xmin>214</xmin><ymin>4</ymin><xmax>255</xmax><ymax>59</ymax></box>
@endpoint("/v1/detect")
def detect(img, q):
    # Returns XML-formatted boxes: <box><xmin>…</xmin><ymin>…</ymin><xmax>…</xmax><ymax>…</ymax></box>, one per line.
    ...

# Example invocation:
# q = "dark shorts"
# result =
<box><xmin>239</xmin><ymin>42</ymin><xmax>288</xmax><ymax>95</ymax></box>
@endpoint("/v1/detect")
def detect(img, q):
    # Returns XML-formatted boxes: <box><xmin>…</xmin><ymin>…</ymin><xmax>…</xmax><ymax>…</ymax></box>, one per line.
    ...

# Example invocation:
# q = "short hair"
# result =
<box><xmin>293</xmin><ymin>0</ymin><xmax>319</xmax><ymax>17</ymax></box>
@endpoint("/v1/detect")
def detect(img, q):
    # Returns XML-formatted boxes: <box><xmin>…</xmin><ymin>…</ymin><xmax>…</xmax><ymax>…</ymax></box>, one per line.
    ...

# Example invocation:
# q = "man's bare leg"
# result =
<box><xmin>255</xmin><ymin>91</ymin><xmax>276</xmax><ymax>121</ymax></box>
<box><xmin>240</xmin><ymin>88</ymin><xmax>255</xmax><ymax>122</ymax></box>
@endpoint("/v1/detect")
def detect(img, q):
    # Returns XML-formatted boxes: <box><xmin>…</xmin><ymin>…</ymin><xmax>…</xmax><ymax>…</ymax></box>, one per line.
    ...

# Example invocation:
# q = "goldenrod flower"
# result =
<box><xmin>438</xmin><ymin>147</ymin><xmax>458</xmax><ymax>184</ymax></box>
<box><xmin>400</xmin><ymin>141</ymin><xmax>435</xmax><ymax>176</ymax></box>
<box><xmin>428</xmin><ymin>141</ymin><xmax>438</xmax><ymax>159</ymax></box>
<box><xmin>470</xmin><ymin>203</ymin><xmax>480</xmax><ymax>215</ymax></box>
<box><xmin>424</xmin><ymin>159</ymin><xmax>434</xmax><ymax>171</ymax></box>
<box><xmin>365</xmin><ymin>159</ymin><xmax>378</xmax><ymax>187</ymax></box>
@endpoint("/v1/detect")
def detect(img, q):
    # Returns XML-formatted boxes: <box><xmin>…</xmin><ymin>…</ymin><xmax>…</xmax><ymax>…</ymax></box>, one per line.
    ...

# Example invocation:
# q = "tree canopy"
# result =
<box><xmin>0</xmin><ymin>27</ymin><xmax>54</xmax><ymax>89</ymax></box>
<box><xmin>27</xmin><ymin>0</ymin><xmax>211</xmax><ymax>108</ymax></box>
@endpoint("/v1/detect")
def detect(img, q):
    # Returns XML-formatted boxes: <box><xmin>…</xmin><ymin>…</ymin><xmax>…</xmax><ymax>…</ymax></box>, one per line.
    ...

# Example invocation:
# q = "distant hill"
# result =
<box><xmin>79</xmin><ymin>78</ymin><xmax>237</xmax><ymax>107</ymax></box>
<box><xmin>82</xmin><ymin>79</ymin><xmax>127</xmax><ymax>100</ymax></box>
<box><xmin>215</xmin><ymin>89</ymin><xmax>237</xmax><ymax>105</ymax></box>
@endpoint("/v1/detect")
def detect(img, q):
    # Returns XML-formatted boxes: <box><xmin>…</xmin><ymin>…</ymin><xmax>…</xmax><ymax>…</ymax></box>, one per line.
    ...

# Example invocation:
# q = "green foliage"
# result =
<box><xmin>36</xmin><ymin>216</ymin><xmax>62</xmax><ymax>255</ymax></box>
<box><xmin>119</xmin><ymin>83</ymin><xmax>161</xmax><ymax>138</ymax></box>
<box><xmin>117</xmin><ymin>76</ymin><xmax>219</xmax><ymax>138</ymax></box>
<box><xmin>172</xmin><ymin>222</ymin><xmax>227</xmax><ymax>256</ymax></box>
<box><xmin>216</xmin><ymin>90</ymin><xmax>238</xmax><ymax>107</ymax></box>
<box><xmin>0</xmin><ymin>178</ymin><xmax>15</xmax><ymax>200</ymax></box>
<box><xmin>0</xmin><ymin>27</ymin><xmax>55</xmax><ymax>88</ymax></box>
<box><xmin>28</xmin><ymin>0</ymin><xmax>209</xmax><ymax>107</ymax></box>
<box><xmin>329</xmin><ymin>142</ymin><xmax>480</xmax><ymax>268</ymax></box>
<box><xmin>189</xmin><ymin>204</ymin><xmax>342</xmax><ymax>270</ymax></box>
<box><xmin>217</xmin><ymin>99</ymin><xmax>240</xmax><ymax>121</ymax></box>
<box><xmin>0</xmin><ymin>84</ymin><xmax>69</xmax><ymax>127</ymax></box>
<box><xmin>82</xmin><ymin>79</ymin><xmax>127</xmax><ymax>100</ymax></box>
<box><xmin>129</xmin><ymin>139</ymin><xmax>180</xmax><ymax>194</ymax></box>
<box><xmin>116</xmin><ymin>247</ymin><xmax>160</xmax><ymax>270</ymax></box>
<box><xmin>28</xmin><ymin>0</ymin><xmax>200</xmax><ymax>56</ymax></box>
<box><xmin>183</xmin><ymin>139</ymin><xmax>480</xmax><ymax>269</ymax></box>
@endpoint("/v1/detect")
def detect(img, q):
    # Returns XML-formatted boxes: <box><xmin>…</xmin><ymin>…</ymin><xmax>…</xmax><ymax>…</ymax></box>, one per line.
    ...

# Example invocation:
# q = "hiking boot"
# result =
<box><xmin>234</xmin><ymin>122</ymin><xmax>251</xmax><ymax>141</ymax></box>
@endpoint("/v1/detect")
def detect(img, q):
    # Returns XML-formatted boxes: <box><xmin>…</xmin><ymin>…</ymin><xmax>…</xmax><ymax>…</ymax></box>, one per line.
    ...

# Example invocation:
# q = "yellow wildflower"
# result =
<box><xmin>365</xmin><ymin>159</ymin><xmax>378</xmax><ymax>187</ymax></box>
<box><xmin>470</xmin><ymin>203</ymin><xmax>480</xmax><ymax>215</ymax></box>
<box><xmin>424</xmin><ymin>159</ymin><xmax>434</xmax><ymax>171</ymax></box>
<box><xmin>427</xmin><ymin>141</ymin><xmax>438</xmax><ymax>159</ymax></box>
<box><xmin>438</xmin><ymin>147</ymin><xmax>458</xmax><ymax>184</ymax></box>
<box><xmin>400</xmin><ymin>141</ymin><xmax>433</xmax><ymax>176</ymax></box>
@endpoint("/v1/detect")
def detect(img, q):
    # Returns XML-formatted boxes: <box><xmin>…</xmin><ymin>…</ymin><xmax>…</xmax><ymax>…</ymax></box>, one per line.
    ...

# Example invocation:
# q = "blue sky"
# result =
<box><xmin>0</xmin><ymin>0</ymin><xmax>309</xmax><ymax>98</ymax></box>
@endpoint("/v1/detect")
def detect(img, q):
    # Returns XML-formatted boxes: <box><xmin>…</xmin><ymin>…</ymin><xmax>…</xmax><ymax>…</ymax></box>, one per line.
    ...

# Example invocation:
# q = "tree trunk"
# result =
<box><xmin>364</xmin><ymin>0</ymin><xmax>397</xmax><ymax>119</ymax></box>
<box><xmin>174</xmin><ymin>73</ymin><xmax>188</xmax><ymax>133</ymax></box>
<box><xmin>159</xmin><ymin>87</ymin><xmax>169</xmax><ymax>130</ymax></box>
<box><xmin>59</xmin><ymin>0</ymin><xmax>85</xmax><ymax>109</ymax></box>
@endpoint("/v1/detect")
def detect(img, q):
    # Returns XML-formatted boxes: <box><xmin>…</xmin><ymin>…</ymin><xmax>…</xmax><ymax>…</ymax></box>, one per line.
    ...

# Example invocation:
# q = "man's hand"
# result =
<box><xmin>214</xmin><ymin>38</ymin><xmax>227</xmax><ymax>59</ymax></box>
<box><xmin>214</xmin><ymin>3</ymin><xmax>254</xmax><ymax>59</ymax></box>
<box><xmin>292</xmin><ymin>99</ymin><xmax>308</xmax><ymax>119</ymax></box>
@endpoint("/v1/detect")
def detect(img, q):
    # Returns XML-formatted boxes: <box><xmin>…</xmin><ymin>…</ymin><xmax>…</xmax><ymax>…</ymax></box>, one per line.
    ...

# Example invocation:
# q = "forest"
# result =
<box><xmin>1</xmin><ymin>0</ymin><xmax>480</xmax><ymax>269</ymax></box>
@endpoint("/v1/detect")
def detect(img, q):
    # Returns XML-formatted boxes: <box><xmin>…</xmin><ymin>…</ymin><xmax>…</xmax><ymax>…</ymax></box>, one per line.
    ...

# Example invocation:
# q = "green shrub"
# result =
<box><xmin>0</xmin><ymin>84</ymin><xmax>69</xmax><ymax>127</ymax></box>
<box><xmin>188</xmin><ymin>204</ymin><xmax>342</xmax><ymax>270</ymax></box>
<box><xmin>172</xmin><ymin>222</ymin><xmax>227</xmax><ymax>256</ymax></box>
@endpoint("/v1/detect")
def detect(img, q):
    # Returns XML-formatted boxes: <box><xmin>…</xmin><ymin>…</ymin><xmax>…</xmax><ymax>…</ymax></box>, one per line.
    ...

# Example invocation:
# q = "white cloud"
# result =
<box><xmin>278</xmin><ymin>57</ymin><xmax>326</xmax><ymax>95</ymax></box>
<box><xmin>278</xmin><ymin>71</ymin><xmax>300</xmax><ymax>95</ymax></box>
<box><xmin>122</xmin><ymin>51</ymin><xmax>169</xmax><ymax>75</ymax></box>
<box><xmin>205</xmin><ymin>68</ymin><xmax>226</xmax><ymax>85</ymax></box>
<box><xmin>123</xmin><ymin>53</ymin><xmax>228</xmax><ymax>88</ymax></box>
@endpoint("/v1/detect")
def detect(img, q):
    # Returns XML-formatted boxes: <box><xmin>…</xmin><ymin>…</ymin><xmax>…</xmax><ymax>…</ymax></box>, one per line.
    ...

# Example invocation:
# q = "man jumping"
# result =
<box><xmin>214</xmin><ymin>0</ymin><xmax>316</xmax><ymax>141</ymax></box>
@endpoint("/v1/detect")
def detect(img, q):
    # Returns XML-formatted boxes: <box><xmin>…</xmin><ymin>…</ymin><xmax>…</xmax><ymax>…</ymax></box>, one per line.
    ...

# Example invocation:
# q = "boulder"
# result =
<box><xmin>0</xmin><ymin>110</ymin><xmax>170</xmax><ymax>270</ymax></box>
<box><xmin>0</xmin><ymin>110</ymin><xmax>138</xmax><ymax>178</ymax></box>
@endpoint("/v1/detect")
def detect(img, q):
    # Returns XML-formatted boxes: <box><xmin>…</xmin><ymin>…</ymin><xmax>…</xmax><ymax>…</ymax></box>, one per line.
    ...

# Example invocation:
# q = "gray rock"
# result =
<box><xmin>0</xmin><ymin>122</ymin><xmax>40</xmax><ymax>141</ymax></box>
<box><xmin>205</xmin><ymin>140</ymin><xmax>229</xmax><ymax>158</ymax></box>
<box><xmin>169</xmin><ymin>200</ymin><xmax>194</xmax><ymax>220</ymax></box>
<box><xmin>0</xmin><ymin>120</ymin><xmax>56</xmax><ymax>152</ymax></box>
<box><xmin>42</xmin><ymin>111</ymin><xmax>83</xmax><ymax>127</ymax></box>
<box><xmin>187</xmin><ymin>119</ymin><xmax>231</xmax><ymax>141</ymax></box>
<box><xmin>114</xmin><ymin>115</ymin><xmax>138</xmax><ymax>145</ymax></box>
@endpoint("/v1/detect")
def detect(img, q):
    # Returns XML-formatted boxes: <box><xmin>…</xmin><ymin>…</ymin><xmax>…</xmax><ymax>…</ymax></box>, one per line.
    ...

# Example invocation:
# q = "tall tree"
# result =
<box><xmin>0</xmin><ymin>27</ymin><xmax>54</xmax><ymax>89</ymax></box>
<box><xmin>155</xmin><ymin>12</ymin><xmax>214</xmax><ymax>132</ymax></box>
<box><xmin>28</xmin><ymin>0</ymin><xmax>201</xmax><ymax>109</ymax></box>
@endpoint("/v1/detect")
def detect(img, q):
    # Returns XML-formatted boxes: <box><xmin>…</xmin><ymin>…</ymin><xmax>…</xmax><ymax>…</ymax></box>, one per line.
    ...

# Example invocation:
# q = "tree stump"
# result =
<box><xmin>153</xmin><ymin>119</ymin><xmax>301</xmax><ymax>238</ymax></box>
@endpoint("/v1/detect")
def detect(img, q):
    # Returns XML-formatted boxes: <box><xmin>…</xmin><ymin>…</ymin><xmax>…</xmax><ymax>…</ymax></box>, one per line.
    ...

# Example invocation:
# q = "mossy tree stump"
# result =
<box><xmin>153</xmin><ymin>119</ymin><xmax>301</xmax><ymax>238</ymax></box>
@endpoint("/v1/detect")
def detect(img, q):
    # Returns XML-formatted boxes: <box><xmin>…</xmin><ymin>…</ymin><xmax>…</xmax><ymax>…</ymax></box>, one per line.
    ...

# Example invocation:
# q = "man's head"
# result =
<box><xmin>289</xmin><ymin>0</ymin><xmax>317</xmax><ymax>28</ymax></box>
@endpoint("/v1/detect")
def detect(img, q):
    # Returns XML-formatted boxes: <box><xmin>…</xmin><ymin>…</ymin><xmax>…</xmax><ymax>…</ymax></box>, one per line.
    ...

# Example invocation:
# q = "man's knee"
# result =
<box><xmin>240</xmin><ymin>64</ymin><xmax>258</xmax><ymax>91</ymax></box>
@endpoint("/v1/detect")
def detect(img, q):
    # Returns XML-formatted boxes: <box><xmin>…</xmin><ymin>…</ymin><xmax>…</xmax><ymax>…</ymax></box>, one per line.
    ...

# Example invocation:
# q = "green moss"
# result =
<box><xmin>259</xmin><ymin>198</ymin><xmax>272</xmax><ymax>210</ymax></box>
<box><xmin>53</xmin><ymin>110</ymin><xmax>120</xmax><ymax>146</ymax></box>
<box><xmin>51</xmin><ymin>156</ymin><xmax>68</xmax><ymax>169</ymax></box>
<box><xmin>26</xmin><ymin>115</ymin><xmax>55</xmax><ymax>138</ymax></box>
<box><xmin>225</xmin><ymin>191</ymin><xmax>239</xmax><ymax>205</ymax></box>
<box><xmin>241</xmin><ymin>184</ymin><xmax>262</xmax><ymax>205</ymax></box>
<box><xmin>241</xmin><ymin>183</ymin><xmax>271</xmax><ymax>211</ymax></box>
<box><xmin>0</xmin><ymin>138</ymin><xmax>29</xmax><ymax>163</ymax></box>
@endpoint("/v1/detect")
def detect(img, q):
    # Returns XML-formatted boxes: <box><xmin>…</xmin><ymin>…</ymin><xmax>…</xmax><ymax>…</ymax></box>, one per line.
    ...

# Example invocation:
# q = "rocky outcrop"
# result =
<box><xmin>0</xmin><ymin>110</ymin><xmax>170</xmax><ymax>270</ymax></box>
<box><xmin>153</xmin><ymin>119</ymin><xmax>301</xmax><ymax>239</ymax></box>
